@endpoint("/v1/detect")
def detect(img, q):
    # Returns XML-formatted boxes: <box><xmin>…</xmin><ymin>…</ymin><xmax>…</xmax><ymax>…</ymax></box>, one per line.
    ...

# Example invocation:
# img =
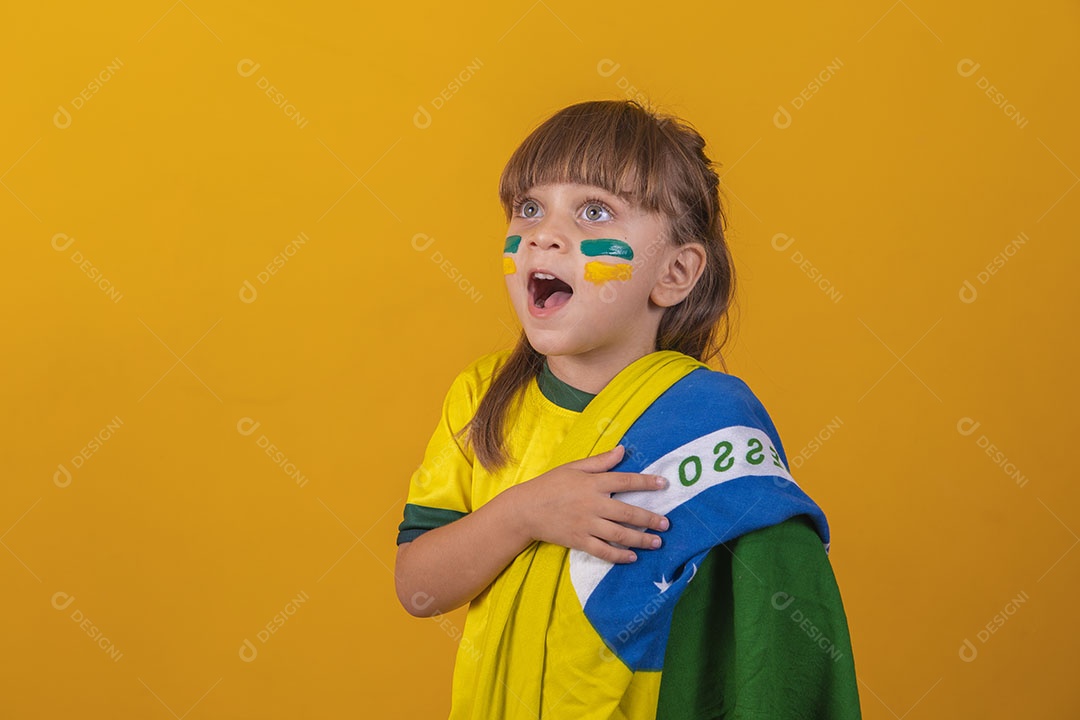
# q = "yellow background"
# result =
<box><xmin>2</xmin><ymin>1</ymin><xmax>1077</xmax><ymax>717</ymax></box>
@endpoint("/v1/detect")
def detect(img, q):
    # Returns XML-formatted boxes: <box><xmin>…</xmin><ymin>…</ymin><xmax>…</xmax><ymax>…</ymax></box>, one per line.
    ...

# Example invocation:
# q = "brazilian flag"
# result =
<box><xmin>427</xmin><ymin>351</ymin><xmax>861</xmax><ymax>719</ymax></box>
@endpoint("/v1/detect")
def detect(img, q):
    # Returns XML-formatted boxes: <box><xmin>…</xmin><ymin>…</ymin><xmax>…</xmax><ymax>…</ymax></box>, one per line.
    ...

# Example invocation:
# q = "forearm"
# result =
<box><xmin>395</xmin><ymin>485</ymin><xmax>532</xmax><ymax>617</ymax></box>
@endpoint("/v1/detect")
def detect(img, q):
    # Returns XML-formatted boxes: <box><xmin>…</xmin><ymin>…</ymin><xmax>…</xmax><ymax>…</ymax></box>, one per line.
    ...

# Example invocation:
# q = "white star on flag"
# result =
<box><xmin>653</xmin><ymin>563</ymin><xmax>699</xmax><ymax>594</ymax></box>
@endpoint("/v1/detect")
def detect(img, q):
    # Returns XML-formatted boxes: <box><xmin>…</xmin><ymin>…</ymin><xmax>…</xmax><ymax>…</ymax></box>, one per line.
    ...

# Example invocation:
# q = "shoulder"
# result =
<box><xmin>656</xmin><ymin>363</ymin><xmax>797</xmax><ymax>467</ymax></box>
<box><xmin>692</xmin><ymin>366</ymin><xmax>757</xmax><ymax>397</ymax></box>
<box><xmin>443</xmin><ymin>347</ymin><xmax>516</xmax><ymax>407</ymax></box>
<box><xmin>680</xmin><ymin>365</ymin><xmax>772</xmax><ymax>420</ymax></box>
<box><xmin>460</xmin><ymin>347</ymin><xmax>515</xmax><ymax>382</ymax></box>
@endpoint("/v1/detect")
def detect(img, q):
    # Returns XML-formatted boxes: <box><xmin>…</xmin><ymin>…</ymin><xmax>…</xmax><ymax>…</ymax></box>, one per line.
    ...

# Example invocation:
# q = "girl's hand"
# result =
<box><xmin>510</xmin><ymin>444</ymin><xmax>670</xmax><ymax>564</ymax></box>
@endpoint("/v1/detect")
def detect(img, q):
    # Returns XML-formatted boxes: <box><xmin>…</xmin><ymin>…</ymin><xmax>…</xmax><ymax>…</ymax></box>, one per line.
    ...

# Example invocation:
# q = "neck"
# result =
<box><xmin>545</xmin><ymin>343</ymin><xmax>658</xmax><ymax>395</ymax></box>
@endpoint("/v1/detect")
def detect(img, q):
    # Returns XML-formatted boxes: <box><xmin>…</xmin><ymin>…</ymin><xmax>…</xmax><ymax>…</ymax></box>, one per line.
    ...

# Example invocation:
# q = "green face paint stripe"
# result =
<box><xmin>504</xmin><ymin>235</ymin><xmax>522</xmax><ymax>253</ymax></box>
<box><xmin>580</xmin><ymin>239</ymin><xmax>634</xmax><ymax>260</ymax></box>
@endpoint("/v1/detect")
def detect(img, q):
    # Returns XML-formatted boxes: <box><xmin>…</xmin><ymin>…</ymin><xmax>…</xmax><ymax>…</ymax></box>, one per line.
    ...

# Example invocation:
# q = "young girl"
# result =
<box><xmin>395</xmin><ymin>99</ymin><xmax>861</xmax><ymax>719</ymax></box>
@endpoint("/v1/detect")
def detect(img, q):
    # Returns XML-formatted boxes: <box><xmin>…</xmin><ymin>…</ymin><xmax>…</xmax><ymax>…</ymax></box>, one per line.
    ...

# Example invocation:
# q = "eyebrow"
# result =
<box><xmin>586</xmin><ymin>187</ymin><xmax>630</xmax><ymax>205</ymax></box>
<box><xmin>523</xmin><ymin>185</ymin><xmax>631</xmax><ymax>207</ymax></box>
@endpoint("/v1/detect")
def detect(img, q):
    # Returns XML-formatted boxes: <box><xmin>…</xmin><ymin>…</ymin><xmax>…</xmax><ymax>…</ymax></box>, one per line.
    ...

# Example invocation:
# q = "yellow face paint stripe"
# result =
<box><xmin>584</xmin><ymin>261</ymin><xmax>633</xmax><ymax>284</ymax></box>
<box><xmin>503</xmin><ymin>256</ymin><xmax>516</xmax><ymax>275</ymax></box>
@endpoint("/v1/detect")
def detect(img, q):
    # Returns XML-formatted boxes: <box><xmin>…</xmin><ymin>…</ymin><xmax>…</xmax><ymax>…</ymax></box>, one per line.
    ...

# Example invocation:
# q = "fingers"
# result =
<box><xmin>582</xmin><ymin>536</ymin><xmax>639</xmax><ymax>564</ymax></box>
<box><xmin>583</xmin><ymin>518</ymin><xmax>664</xmax><ymax>563</ymax></box>
<box><xmin>592</xmin><ymin>473</ymin><xmax>670</xmax><ymax>533</ymax></box>
<box><xmin>568</xmin><ymin>444</ymin><xmax>626</xmax><ymax>472</ymax></box>
<box><xmin>596</xmin><ymin>517</ymin><xmax>664</xmax><ymax>549</ymax></box>
<box><xmin>601</xmin><ymin>498</ymin><xmax>670</xmax><ymax>532</ymax></box>
<box><xmin>598</xmin><ymin>471</ymin><xmax>668</xmax><ymax>494</ymax></box>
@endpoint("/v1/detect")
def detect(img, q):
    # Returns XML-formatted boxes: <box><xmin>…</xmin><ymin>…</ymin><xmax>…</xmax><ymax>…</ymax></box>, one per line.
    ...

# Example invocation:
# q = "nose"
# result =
<box><xmin>528</xmin><ymin>216</ymin><xmax>570</xmax><ymax>252</ymax></box>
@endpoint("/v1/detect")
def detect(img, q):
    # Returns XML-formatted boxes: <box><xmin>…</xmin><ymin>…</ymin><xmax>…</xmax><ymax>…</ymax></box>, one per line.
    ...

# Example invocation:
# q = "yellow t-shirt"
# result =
<box><xmin>398</xmin><ymin>348</ymin><xmax>584</xmax><ymax>527</ymax></box>
<box><xmin>399</xmin><ymin>349</ymin><xmax>591</xmax><ymax>714</ymax></box>
<box><xmin>400</xmin><ymin>348</ymin><xmax>672</xmax><ymax>718</ymax></box>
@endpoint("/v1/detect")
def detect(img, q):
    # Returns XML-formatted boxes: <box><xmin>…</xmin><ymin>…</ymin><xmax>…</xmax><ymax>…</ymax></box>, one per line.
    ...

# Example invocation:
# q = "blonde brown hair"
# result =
<box><xmin>460</xmin><ymin>99</ymin><xmax>738</xmax><ymax>473</ymax></box>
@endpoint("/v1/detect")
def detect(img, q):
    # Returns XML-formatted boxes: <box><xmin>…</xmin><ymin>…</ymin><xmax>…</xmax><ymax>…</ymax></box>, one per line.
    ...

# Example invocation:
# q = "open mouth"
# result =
<box><xmin>529</xmin><ymin>271</ymin><xmax>574</xmax><ymax>310</ymax></box>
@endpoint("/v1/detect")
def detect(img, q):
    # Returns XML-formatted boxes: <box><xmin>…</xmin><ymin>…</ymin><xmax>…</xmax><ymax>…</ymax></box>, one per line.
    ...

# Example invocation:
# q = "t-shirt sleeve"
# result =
<box><xmin>396</xmin><ymin>367</ymin><xmax>479</xmax><ymax>546</ymax></box>
<box><xmin>657</xmin><ymin>515</ymin><xmax>862</xmax><ymax>719</ymax></box>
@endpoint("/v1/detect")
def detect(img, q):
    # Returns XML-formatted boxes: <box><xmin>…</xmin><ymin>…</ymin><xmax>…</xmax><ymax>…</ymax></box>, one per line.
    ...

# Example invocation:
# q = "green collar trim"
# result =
<box><xmin>537</xmin><ymin>357</ymin><xmax>596</xmax><ymax>412</ymax></box>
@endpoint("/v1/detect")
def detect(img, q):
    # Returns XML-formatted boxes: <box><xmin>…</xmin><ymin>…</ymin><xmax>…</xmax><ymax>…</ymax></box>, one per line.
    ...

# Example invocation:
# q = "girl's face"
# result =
<box><xmin>503</xmin><ymin>181</ymin><xmax>675</xmax><ymax>365</ymax></box>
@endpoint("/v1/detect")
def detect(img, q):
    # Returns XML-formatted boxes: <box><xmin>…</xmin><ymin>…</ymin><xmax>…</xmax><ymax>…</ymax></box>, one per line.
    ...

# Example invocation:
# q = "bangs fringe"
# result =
<box><xmin>498</xmin><ymin>101</ymin><xmax>692</xmax><ymax>222</ymax></box>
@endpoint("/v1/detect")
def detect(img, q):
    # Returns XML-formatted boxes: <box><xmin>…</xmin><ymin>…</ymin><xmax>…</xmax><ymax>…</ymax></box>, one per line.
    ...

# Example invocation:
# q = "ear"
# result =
<box><xmin>651</xmin><ymin>242</ymin><xmax>706</xmax><ymax>308</ymax></box>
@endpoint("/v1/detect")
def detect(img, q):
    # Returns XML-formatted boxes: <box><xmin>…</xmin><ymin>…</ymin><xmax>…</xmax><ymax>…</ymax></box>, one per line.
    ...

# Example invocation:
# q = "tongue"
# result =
<box><xmin>543</xmin><ymin>291</ymin><xmax>572</xmax><ymax>309</ymax></box>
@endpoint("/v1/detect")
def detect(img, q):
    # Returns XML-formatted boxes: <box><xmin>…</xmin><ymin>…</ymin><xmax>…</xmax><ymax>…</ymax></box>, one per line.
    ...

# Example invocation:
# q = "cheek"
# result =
<box><xmin>504</xmin><ymin>266</ymin><xmax>524</xmax><ymax>306</ymax></box>
<box><xmin>583</xmin><ymin>261</ymin><xmax>633</xmax><ymax>285</ymax></box>
<box><xmin>581</xmin><ymin>239</ymin><xmax>634</xmax><ymax>261</ymax></box>
<box><xmin>503</xmin><ymin>234</ymin><xmax>521</xmax><ymax>276</ymax></box>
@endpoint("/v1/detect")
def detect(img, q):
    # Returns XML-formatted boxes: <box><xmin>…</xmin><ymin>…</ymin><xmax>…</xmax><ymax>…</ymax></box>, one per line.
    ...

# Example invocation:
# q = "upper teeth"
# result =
<box><xmin>533</xmin><ymin>272</ymin><xmax>556</xmax><ymax>280</ymax></box>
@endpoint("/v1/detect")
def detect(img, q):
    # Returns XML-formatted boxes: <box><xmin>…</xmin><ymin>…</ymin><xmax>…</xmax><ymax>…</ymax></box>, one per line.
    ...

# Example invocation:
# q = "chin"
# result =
<box><xmin>521</xmin><ymin>329</ymin><xmax>575</xmax><ymax>357</ymax></box>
